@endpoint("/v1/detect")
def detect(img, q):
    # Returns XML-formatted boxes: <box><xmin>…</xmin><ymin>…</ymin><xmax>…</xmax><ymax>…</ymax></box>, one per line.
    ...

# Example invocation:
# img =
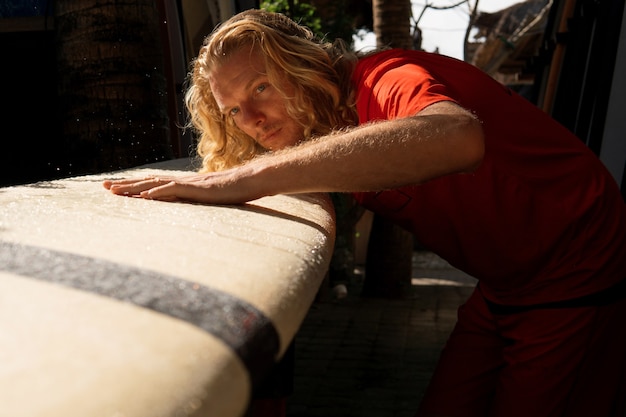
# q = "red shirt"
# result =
<box><xmin>351</xmin><ymin>49</ymin><xmax>626</xmax><ymax>305</ymax></box>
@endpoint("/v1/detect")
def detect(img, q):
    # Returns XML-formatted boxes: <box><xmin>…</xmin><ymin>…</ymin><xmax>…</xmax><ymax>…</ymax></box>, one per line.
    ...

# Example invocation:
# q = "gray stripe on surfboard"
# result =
<box><xmin>0</xmin><ymin>240</ymin><xmax>279</xmax><ymax>386</ymax></box>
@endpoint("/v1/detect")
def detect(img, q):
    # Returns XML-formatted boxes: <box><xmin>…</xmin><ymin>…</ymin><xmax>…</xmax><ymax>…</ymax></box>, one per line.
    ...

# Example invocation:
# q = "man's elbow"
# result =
<box><xmin>468</xmin><ymin>120</ymin><xmax>485</xmax><ymax>172</ymax></box>
<box><xmin>461</xmin><ymin>116</ymin><xmax>485</xmax><ymax>173</ymax></box>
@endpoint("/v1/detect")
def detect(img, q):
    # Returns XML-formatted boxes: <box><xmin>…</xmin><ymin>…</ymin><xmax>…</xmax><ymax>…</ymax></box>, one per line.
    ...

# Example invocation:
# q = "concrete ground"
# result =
<box><xmin>286</xmin><ymin>251</ymin><xmax>477</xmax><ymax>417</ymax></box>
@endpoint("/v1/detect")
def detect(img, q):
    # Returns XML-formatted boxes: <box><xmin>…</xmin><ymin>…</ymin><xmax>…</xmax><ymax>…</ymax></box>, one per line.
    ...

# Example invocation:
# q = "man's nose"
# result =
<box><xmin>240</xmin><ymin>103</ymin><xmax>265</xmax><ymax>128</ymax></box>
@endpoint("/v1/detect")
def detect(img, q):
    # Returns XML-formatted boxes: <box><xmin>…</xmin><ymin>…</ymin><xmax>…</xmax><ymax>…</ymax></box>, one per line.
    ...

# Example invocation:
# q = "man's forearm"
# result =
<box><xmin>246</xmin><ymin>102</ymin><xmax>485</xmax><ymax>197</ymax></box>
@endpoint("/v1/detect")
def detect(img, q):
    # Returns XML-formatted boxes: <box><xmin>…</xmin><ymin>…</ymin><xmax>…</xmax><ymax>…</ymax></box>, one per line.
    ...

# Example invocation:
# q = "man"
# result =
<box><xmin>104</xmin><ymin>10</ymin><xmax>626</xmax><ymax>416</ymax></box>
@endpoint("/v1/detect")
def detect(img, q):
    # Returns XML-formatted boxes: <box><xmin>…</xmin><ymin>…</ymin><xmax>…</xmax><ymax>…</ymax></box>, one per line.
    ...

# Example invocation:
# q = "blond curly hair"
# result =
<box><xmin>184</xmin><ymin>9</ymin><xmax>359</xmax><ymax>172</ymax></box>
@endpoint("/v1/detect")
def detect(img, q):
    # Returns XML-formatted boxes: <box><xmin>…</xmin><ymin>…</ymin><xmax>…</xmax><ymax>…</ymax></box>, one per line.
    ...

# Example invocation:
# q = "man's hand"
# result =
<box><xmin>102</xmin><ymin>168</ymin><xmax>263</xmax><ymax>205</ymax></box>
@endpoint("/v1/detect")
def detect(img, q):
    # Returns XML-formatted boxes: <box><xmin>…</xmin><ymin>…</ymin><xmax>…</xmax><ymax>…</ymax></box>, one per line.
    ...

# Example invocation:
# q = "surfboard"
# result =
<box><xmin>0</xmin><ymin>158</ymin><xmax>335</xmax><ymax>417</ymax></box>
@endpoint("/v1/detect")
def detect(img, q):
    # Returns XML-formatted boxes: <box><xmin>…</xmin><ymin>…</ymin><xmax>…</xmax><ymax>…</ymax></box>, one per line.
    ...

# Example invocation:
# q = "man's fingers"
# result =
<box><xmin>140</xmin><ymin>181</ymin><xmax>219</xmax><ymax>204</ymax></box>
<box><xmin>103</xmin><ymin>175</ymin><xmax>174</xmax><ymax>189</ymax></box>
<box><xmin>139</xmin><ymin>180</ymin><xmax>178</xmax><ymax>199</ymax></box>
<box><xmin>105</xmin><ymin>178</ymin><xmax>167</xmax><ymax>196</ymax></box>
<box><xmin>105</xmin><ymin>176</ymin><xmax>159</xmax><ymax>187</ymax></box>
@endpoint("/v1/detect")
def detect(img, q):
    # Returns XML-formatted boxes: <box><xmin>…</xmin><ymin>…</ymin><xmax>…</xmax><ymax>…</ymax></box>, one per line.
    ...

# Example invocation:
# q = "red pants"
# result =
<box><xmin>417</xmin><ymin>284</ymin><xmax>626</xmax><ymax>417</ymax></box>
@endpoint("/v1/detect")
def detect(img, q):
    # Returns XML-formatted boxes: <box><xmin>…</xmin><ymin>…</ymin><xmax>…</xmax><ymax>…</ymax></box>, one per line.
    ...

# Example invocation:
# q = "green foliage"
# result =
<box><xmin>260</xmin><ymin>0</ymin><xmax>323</xmax><ymax>37</ymax></box>
<box><xmin>260</xmin><ymin>0</ymin><xmax>355</xmax><ymax>47</ymax></box>
<box><xmin>319</xmin><ymin>0</ymin><xmax>357</xmax><ymax>47</ymax></box>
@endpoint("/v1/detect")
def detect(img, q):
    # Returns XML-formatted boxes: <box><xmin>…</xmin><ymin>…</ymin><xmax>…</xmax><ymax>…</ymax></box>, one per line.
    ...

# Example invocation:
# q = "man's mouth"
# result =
<box><xmin>260</xmin><ymin>128</ymin><xmax>281</xmax><ymax>149</ymax></box>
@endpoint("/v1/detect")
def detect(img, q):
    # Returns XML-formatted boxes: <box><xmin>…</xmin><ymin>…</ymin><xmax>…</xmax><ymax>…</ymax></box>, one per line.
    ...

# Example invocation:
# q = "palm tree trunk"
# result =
<box><xmin>363</xmin><ymin>0</ymin><xmax>414</xmax><ymax>298</ymax></box>
<box><xmin>55</xmin><ymin>0</ymin><xmax>173</xmax><ymax>176</ymax></box>
<box><xmin>363</xmin><ymin>214</ymin><xmax>413</xmax><ymax>298</ymax></box>
<box><xmin>373</xmin><ymin>0</ymin><xmax>413</xmax><ymax>49</ymax></box>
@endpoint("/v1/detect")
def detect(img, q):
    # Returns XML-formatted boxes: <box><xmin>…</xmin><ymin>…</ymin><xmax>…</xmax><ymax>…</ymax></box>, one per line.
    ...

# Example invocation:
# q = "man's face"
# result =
<box><xmin>209</xmin><ymin>46</ymin><xmax>305</xmax><ymax>151</ymax></box>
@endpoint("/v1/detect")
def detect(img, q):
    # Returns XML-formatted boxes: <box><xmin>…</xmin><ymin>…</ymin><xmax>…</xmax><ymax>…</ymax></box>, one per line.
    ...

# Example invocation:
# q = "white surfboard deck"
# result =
<box><xmin>0</xmin><ymin>158</ymin><xmax>336</xmax><ymax>417</ymax></box>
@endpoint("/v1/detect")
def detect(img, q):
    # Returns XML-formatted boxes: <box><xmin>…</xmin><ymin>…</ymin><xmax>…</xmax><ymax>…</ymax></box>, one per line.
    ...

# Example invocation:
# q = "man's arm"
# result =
<box><xmin>103</xmin><ymin>101</ymin><xmax>484</xmax><ymax>204</ymax></box>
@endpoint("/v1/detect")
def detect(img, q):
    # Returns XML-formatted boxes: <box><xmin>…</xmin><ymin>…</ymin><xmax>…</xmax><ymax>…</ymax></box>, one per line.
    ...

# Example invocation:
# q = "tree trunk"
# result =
<box><xmin>363</xmin><ymin>0</ymin><xmax>414</xmax><ymax>298</ymax></box>
<box><xmin>363</xmin><ymin>214</ymin><xmax>413</xmax><ymax>298</ymax></box>
<box><xmin>55</xmin><ymin>0</ymin><xmax>173</xmax><ymax>176</ymax></box>
<box><xmin>373</xmin><ymin>0</ymin><xmax>413</xmax><ymax>49</ymax></box>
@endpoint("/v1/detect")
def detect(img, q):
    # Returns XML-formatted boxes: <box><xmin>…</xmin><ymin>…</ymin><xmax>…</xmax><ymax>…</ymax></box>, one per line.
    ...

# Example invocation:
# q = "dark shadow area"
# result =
<box><xmin>287</xmin><ymin>252</ymin><xmax>476</xmax><ymax>417</ymax></box>
<box><xmin>1</xmin><ymin>30</ymin><xmax>65</xmax><ymax>187</ymax></box>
